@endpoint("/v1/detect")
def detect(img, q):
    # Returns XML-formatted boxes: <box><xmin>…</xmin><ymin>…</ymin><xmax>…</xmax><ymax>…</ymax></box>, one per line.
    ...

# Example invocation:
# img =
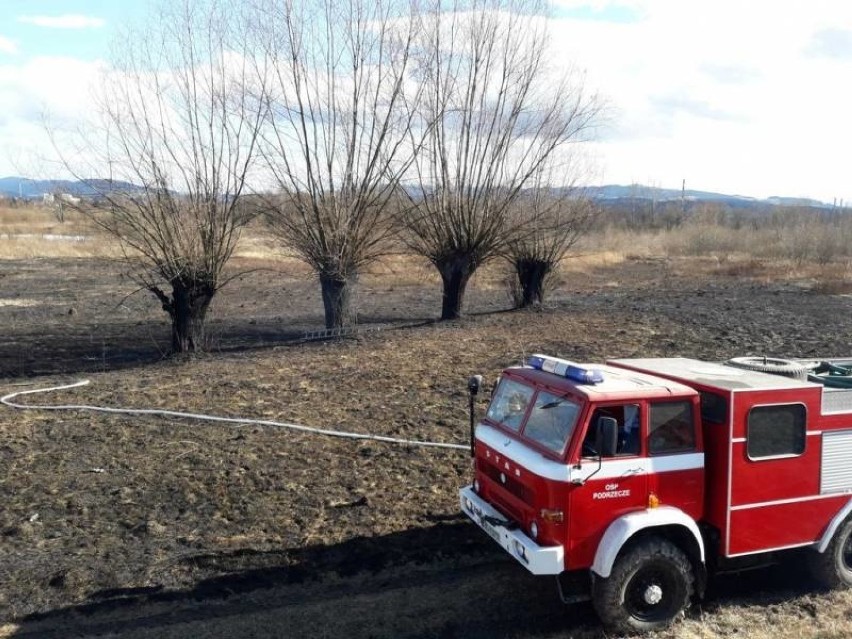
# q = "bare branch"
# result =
<box><xmin>51</xmin><ymin>0</ymin><xmax>267</xmax><ymax>353</ymax></box>
<box><xmin>253</xmin><ymin>0</ymin><xmax>427</xmax><ymax>329</ymax></box>
<box><xmin>399</xmin><ymin>0</ymin><xmax>602</xmax><ymax>319</ymax></box>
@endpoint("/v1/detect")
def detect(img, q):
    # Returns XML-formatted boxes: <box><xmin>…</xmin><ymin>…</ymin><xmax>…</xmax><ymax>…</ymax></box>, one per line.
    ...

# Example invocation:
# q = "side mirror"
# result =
<box><xmin>596</xmin><ymin>416</ymin><xmax>618</xmax><ymax>458</ymax></box>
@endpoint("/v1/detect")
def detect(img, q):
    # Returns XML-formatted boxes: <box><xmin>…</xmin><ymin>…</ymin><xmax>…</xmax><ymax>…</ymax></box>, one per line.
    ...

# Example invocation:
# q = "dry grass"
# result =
<box><xmin>0</xmin><ymin>205</ymin><xmax>116</xmax><ymax>259</ymax></box>
<box><xmin>7</xmin><ymin>201</ymin><xmax>852</xmax><ymax>290</ymax></box>
<box><xmin>0</xmin><ymin>235</ymin><xmax>118</xmax><ymax>260</ymax></box>
<box><xmin>3</xmin><ymin>250</ymin><xmax>852</xmax><ymax>636</ymax></box>
<box><xmin>4</xmin><ymin>207</ymin><xmax>852</xmax><ymax>637</ymax></box>
<box><xmin>4</xmin><ymin>329</ymin><xmax>852</xmax><ymax>638</ymax></box>
<box><xmin>562</xmin><ymin>249</ymin><xmax>635</xmax><ymax>274</ymax></box>
<box><xmin>811</xmin><ymin>276</ymin><xmax>852</xmax><ymax>296</ymax></box>
<box><xmin>231</xmin><ymin>228</ymin><xmax>299</xmax><ymax>264</ymax></box>
<box><xmin>653</xmin><ymin>215</ymin><xmax>852</xmax><ymax>266</ymax></box>
<box><xmin>0</xmin><ymin>298</ymin><xmax>41</xmax><ymax>308</ymax></box>
<box><xmin>569</xmin><ymin>223</ymin><xmax>852</xmax><ymax>291</ymax></box>
<box><xmin>0</xmin><ymin>205</ymin><xmax>94</xmax><ymax>234</ymax></box>
<box><xmin>671</xmin><ymin>589</ymin><xmax>852</xmax><ymax>639</ymax></box>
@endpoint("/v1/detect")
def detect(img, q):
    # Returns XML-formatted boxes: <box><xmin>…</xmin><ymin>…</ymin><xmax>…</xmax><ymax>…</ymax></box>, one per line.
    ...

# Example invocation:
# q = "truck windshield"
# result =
<box><xmin>522</xmin><ymin>390</ymin><xmax>581</xmax><ymax>455</ymax></box>
<box><xmin>486</xmin><ymin>379</ymin><xmax>581</xmax><ymax>455</ymax></box>
<box><xmin>486</xmin><ymin>378</ymin><xmax>534</xmax><ymax>431</ymax></box>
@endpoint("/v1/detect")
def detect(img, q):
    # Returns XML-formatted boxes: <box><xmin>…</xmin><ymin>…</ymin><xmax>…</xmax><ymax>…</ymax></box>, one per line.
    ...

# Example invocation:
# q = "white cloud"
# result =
<box><xmin>18</xmin><ymin>14</ymin><xmax>106</xmax><ymax>30</ymax></box>
<box><xmin>0</xmin><ymin>37</ymin><xmax>17</xmax><ymax>55</ymax></box>
<box><xmin>0</xmin><ymin>56</ymin><xmax>104</xmax><ymax>177</ymax></box>
<box><xmin>549</xmin><ymin>0</ymin><xmax>852</xmax><ymax>201</ymax></box>
<box><xmin>807</xmin><ymin>28</ymin><xmax>852</xmax><ymax>59</ymax></box>
<box><xmin>2</xmin><ymin>1</ymin><xmax>851</xmax><ymax>201</ymax></box>
<box><xmin>0</xmin><ymin>57</ymin><xmax>103</xmax><ymax>119</ymax></box>
<box><xmin>552</xmin><ymin>0</ymin><xmax>644</xmax><ymax>23</ymax></box>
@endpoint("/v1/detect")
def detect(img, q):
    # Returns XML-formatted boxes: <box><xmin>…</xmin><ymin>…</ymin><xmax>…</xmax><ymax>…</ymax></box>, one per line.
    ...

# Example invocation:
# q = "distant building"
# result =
<box><xmin>44</xmin><ymin>193</ymin><xmax>82</xmax><ymax>206</ymax></box>
<box><xmin>57</xmin><ymin>193</ymin><xmax>81</xmax><ymax>205</ymax></box>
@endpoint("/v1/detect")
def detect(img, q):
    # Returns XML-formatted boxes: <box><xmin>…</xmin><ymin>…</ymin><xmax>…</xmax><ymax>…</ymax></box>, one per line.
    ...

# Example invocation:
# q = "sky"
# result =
<box><xmin>1</xmin><ymin>0</ymin><xmax>851</xmax><ymax>203</ymax></box>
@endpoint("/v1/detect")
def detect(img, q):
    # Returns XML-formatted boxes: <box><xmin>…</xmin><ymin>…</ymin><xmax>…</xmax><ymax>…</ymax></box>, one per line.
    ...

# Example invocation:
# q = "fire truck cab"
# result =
<box><xmin>460</xmin><ymin>354</ymin><xmax>852</xmax><ymax>633</ymax></box>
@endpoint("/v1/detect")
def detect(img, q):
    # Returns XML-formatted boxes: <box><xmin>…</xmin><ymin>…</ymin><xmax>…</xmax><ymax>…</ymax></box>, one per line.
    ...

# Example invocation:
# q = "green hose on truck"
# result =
<box><xmin>809</xmin><ymin>361</ymin><xmax>852</xmax><ymax>388</ymax></box>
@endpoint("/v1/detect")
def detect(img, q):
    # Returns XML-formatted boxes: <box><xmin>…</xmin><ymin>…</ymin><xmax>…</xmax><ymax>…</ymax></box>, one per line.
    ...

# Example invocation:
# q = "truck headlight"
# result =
<box><xmin>530</xmin><ymin>521</ymin><xmax>539</xmax><ymax>540</ymax></box>
<box><xmin>473</xmin><ymin>479</ymin><xmax>480</xmax><ymax>493</ymax></box>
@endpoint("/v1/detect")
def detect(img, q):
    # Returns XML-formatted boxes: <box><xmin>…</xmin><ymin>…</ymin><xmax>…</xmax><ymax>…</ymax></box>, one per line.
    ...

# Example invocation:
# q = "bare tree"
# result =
<box><xmin>400</xmin><ymin>0</ymin><xmax>601</xmax><ymax>320</ymax></box>
<box><xmin>504</xmin><ymin>175</ymin><xmax>597</xmax><ymax>308</ymax></box>
<box><xmin>48</xmin><ymin>190</ymin><xmax>81</xmax><ymax>223</ymax></box>
<box><xmin>53</xmin><ymin>0</ymin><xmax>266</xmax><ymax>353</ymax></box>
<box><xmin>254</xmin><ymin>0</ymin><xmax>425</xmax><ymax>330</ymax></box>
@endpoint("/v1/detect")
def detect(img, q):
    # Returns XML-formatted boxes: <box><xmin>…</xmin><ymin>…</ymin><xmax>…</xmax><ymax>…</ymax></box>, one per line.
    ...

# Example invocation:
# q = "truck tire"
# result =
<box><xmin>810</xmin><ymin>518</ymin><xmax>852</xmax><ymax>589</ymax></box>
<box><xmin>725</xmin><ymin>357</ymin><xmax>812</xmax><ymax>380</ymax></box>
<box><xmin>592</xmin><ymin>537</ymin><xmax>694</xmax><ymax>634</ymax></box>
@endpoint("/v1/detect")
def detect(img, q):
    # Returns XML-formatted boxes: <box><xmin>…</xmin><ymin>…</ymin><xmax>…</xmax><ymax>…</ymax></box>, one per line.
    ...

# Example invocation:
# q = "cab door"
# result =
<box><xmin>566</xmin><ymin>402</ymin><xmax>648</xmax><ymax>569</ymax></box>
<box><xmin>644</xmin><ymin>398</ymin><xmax>704</xmax><ymax>521</ymax></box>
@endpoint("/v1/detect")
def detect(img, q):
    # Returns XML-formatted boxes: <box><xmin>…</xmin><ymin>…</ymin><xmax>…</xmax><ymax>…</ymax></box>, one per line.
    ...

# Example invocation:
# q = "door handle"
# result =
<box><xmin>622</xmin><ymin>467</ymin><xmax>644</xmax><ymax>476</ymax></box>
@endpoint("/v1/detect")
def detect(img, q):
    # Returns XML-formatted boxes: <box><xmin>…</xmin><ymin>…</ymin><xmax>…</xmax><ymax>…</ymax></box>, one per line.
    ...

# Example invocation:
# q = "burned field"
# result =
<box><xmin>2</xmin><ymin>254</ymin><xmax>852</xmax><ymax>638</ymax></box>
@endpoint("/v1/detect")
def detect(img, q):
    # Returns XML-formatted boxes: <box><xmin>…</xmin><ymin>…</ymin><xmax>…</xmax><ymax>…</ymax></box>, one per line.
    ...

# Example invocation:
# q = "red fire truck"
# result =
<box><xmin>460</xmin><ymin>354</ymin><xmax>852</xmax><ymax>633</ymax></box>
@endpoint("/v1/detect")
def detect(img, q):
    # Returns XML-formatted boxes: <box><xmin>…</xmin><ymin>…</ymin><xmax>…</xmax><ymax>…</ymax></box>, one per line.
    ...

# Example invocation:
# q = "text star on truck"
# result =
<box><xmin>460</xmin><ymin>354</ymin><xmax>852</xmax><ymax>633</ymax></box>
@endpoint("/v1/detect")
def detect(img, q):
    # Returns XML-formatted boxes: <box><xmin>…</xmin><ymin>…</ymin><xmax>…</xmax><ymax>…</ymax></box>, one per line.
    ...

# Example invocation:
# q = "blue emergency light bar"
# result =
<box><xmin>527</xmin><ymin>354</ymin><xmax>604</xmax><ymax>384</ymax></box>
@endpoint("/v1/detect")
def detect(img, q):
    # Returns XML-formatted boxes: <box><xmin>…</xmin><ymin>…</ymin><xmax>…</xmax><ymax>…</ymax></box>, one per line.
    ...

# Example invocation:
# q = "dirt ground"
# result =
<box><xmin>2</xmin><ymin>251</ymin><xmax>852</xmax><ymax>638</ymax></box>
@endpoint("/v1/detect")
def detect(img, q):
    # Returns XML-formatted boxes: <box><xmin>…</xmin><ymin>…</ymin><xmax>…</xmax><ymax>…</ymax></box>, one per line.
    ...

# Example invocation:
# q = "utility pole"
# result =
<box><xmin>682</xmin><ymin>179</ymin><xmax>686</xmax><ymax>216</ymax></box>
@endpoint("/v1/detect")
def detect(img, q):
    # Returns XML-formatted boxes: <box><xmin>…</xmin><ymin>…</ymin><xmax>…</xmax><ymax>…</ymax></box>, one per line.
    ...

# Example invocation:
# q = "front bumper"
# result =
<box><xmin>459</xmin><ymin>485</ymin><xmax>564</xmax><ymax>575</ymax></box>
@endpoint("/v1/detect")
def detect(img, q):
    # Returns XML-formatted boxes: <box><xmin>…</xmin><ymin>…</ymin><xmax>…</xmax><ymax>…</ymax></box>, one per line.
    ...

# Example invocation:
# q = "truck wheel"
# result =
<box><xmin>810</xmin><ymin>519</ymin><xmax>852</xmax><ymax>588</ymax></box>
<box><xmin>592</xmin><ymin>538</ymin><xmax>694</xmax><ymax>634</ymax></box>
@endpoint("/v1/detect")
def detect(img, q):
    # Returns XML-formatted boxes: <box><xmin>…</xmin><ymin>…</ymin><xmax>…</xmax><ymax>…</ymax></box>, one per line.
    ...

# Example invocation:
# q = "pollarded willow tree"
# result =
<box><xmin>401</xmin><ymin>0</ymin><xmax>601</xmax><ymax>320</ymax></box>
<box><xmin>504</xmin><ymin>163</ymin><xmax>598</xmax><ymax>308</ymax></box>
<box><xmin>254</xmin><ymin>0</ymin><xmax>427</xmax><ymax>330</ymax></box>
<box><xmin>55</xmin><ymin>0</ymin><xmax>266</xmax><ymax>353</ymax></box>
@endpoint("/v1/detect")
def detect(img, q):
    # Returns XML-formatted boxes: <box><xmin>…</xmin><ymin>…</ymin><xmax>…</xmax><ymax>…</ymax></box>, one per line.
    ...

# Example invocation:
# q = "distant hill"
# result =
<box><xmin>580</xmin><ymin>184</ymin><xmax>829</xmax><ymax>209</ymax></box>
<box><xmin>0</xmin><ymin>177</ymin><xmax>143</xmax><ymax>199</ymax></box>
<box><xmin>0</xmin><ymin>176</ymin><xmax>834</xmax><ymax>211</ymax></box>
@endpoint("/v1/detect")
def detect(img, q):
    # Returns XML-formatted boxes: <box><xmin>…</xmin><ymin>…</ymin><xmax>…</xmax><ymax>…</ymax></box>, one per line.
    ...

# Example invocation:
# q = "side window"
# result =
<box><xmin>699</xmin><ymin>391</ymin><xmax>727</xmax><ymax>424</ymax></box>
<box><xmin>583</xmin><ymin>404</ymin><xmax>641</xmax><ymax>457</ymax></box>
<box><xmin>747</xmin><ymin>404</ymin><xmax>806</xmax><ymax>459</ymax></box>
<box><xmin>649</xmin><ymin>401</ymin><xmax>696</xmax><ymax>455</ymax></box>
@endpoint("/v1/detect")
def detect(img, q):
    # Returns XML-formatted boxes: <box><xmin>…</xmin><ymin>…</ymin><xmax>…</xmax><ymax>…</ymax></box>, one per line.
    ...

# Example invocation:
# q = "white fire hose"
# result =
<box><xmin>1</xmin><ymin>379</ymin><xmax>469</xmax><ymax>452</ymax></box>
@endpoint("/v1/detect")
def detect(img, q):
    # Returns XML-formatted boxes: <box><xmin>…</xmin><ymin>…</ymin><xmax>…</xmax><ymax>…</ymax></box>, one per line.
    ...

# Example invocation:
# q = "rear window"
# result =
<box><xmin>747</xmin><ymin>404</ymin><xmax>806</xmax><ymax>459</ymax></box>
<box><xmin>486</xmin><ymin>378</ymin><xmax>534</xmax><ymax>431</ymax></box>
<box><xmin>522</xmin><ymin>390</ymin><xmax>581</xmax><ymax>455</ymax></box>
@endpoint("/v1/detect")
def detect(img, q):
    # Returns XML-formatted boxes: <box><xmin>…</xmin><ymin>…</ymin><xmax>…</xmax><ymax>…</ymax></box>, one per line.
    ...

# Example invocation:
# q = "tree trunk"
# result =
<box><xmin>153</xmin><ymin>281</ymin><xmax>215</xmax><ymax>354</ymax></box>
<box><xmin>319</xmin><ymin>272</ymin><xmax>355</xmax><ymax>330</ymax></box>
<box><xmin>436</xmin><ymin>254</ymin><xmax>475</xmax><ymax>320</ymax></box>
<box><xmin>514</xmin><ymin>257</ymin><xmax>551</xmax><ymax>309</ymax></box>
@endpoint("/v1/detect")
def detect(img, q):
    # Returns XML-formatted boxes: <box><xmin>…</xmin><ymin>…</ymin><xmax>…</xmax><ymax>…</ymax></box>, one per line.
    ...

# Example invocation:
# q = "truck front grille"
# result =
<box><xmin>481</xmin><ymin>460</ymin><xmax>533</xmax><ymax>506</ymax></box>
